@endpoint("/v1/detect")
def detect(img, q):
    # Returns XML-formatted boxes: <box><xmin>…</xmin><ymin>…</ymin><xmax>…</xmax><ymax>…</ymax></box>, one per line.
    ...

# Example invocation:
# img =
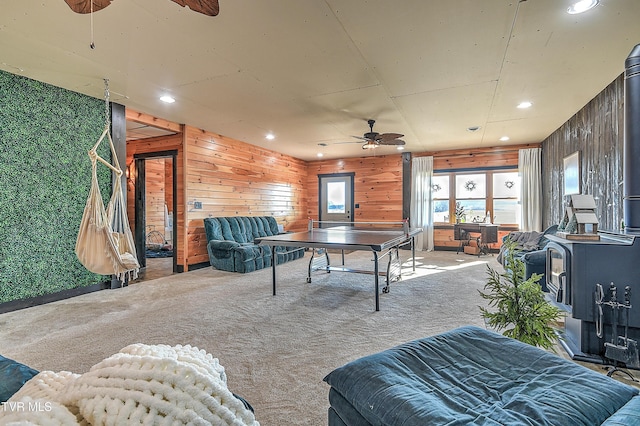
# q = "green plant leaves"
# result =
<box><xmin>479</xmin><ymin>239</ymin><xmax>563</xmax><ymax>349</ymax></box>
<box><xmin>0</xmin><ymin>70</ymin><xmax>111</xmax><ymax>303</ymax></box>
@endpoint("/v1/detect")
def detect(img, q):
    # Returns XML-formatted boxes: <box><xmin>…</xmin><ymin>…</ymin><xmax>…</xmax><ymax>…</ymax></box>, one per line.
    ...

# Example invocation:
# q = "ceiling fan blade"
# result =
<box><xmin>377</xmin><ymin>132</ymin><xmax>404</xmax><ymax>142</ymax></box>
<box><xmin>378</xmin><ymin>139</ymin><xmax>406</xmax><ymax>146</ymax></box>
<box><xmin>170</xmin><ymin>0</ymin><xmax>220</xmax><ymax>16</ymax></box>
<box><xmin>63</xmin><ymin>0</ymin><xmax>219</xmax><ymax>15</ymax></box>
<box><xmin>64</xmin><ymin>0</ymin><xmax>113</xmax><ymax>14</ymax></box>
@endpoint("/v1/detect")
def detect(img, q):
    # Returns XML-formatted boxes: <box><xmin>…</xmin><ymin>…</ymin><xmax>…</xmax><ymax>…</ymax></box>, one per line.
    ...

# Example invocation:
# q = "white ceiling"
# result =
<box><xmin>2</xmin><ymin>1</ymin><xmax>640</xmax><ymax>160</ymax></box>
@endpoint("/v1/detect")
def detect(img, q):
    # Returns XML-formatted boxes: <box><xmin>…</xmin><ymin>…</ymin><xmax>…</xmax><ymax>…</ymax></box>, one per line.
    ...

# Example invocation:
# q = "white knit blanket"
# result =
<box><xmin>0</xmin><ymin>344</ymin><xmax>259</xmax><ymax>426</ymax></box>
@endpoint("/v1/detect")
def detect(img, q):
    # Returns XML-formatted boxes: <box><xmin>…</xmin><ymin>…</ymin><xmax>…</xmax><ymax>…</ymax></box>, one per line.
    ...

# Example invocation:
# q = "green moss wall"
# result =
<box><xmin>0</xmin><ymin>70</ymin><xmax>111</xmax><ymax>304</ymax></box>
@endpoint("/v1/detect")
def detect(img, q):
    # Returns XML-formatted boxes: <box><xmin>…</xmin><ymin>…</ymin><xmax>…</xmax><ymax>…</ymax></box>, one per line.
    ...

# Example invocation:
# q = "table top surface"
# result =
<box><xmin>255</xmin><ymin>226</ymin><xmax>422</xmax><ymax>251</ymax></box>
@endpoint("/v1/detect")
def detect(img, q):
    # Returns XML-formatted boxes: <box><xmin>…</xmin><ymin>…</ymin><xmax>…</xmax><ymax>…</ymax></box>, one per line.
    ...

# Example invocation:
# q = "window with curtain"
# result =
<box><xmin>433</xmin><ymin>169</ymin><xmax>521</xmax><ymax>226</ymax></box>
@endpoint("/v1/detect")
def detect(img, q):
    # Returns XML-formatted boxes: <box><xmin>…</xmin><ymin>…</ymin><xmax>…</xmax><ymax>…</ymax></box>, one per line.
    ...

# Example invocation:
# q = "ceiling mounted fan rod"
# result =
<box><xmin>89</xmin><ymin>0</ymin><xmax>95</xmax><ymax>49</ymax></box>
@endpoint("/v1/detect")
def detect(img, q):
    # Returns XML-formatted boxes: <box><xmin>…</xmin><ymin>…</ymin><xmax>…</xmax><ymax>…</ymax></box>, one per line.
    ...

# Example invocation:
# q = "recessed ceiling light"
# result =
<box><xmin>265</xmin><ymin>133</ymin><xmax>275</xmax><ymax>140</ymax></box>
<box><xmin>517</xmin><ymin>101</ymin><xmax>532</xmax><ymax>109</ymax></box>
<box><xmin>317</xmin><ymin>152</ymin><xmax>324</xmax><ymax>157</ymax></box>
<box><xmin>159</xmin><ymin>95</ymin><xmax>175</xmax><ymax>103</ymax></box>
<box><xmin>396</xmin><ymin>145</ymin><xmax>405</xmax><ymax>151</ymax></box>
<box><xmin>500</xmin><ymin>136</ymin><xmax>510</xmax><ymax>141</ymax></box>
<box><xmin>567</xmin><ymin>0</ymin><xmax>599</xmax><ymax>14</ymax></box>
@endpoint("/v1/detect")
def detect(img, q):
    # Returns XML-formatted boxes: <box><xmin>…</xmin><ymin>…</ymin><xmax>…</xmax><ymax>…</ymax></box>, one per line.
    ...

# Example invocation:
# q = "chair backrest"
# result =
<box><xmin>204</xmin><ymin>216</ymin><xmax>281</xmax><ymax>243</ymax></box>
<box><xmin>538</xmin><ymin>224</ymin><xmax>559</xmax><ymax>249</ymax></box>
<box><xmin>203</xmin><ymin>218</ymin><xmax>223</xmax><ymax>241</ymax></box>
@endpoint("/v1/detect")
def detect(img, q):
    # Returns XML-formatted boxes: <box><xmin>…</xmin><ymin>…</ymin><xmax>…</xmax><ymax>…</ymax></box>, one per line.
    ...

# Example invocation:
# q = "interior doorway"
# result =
<box><xmin>318</xmin><ymin>173</ymin><xmax>355</xmax><ymax>227</ymax></box>
<box><xmin>133</xmin><ymin>151</ymin><xmax>178</xmax><ymax>279</ymax></box>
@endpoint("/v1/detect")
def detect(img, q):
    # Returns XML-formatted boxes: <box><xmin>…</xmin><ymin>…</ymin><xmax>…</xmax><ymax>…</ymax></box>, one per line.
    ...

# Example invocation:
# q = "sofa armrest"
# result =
<box><xmin>521</xmin><ymin>249</ymin><xmax>546</xmax><ymax>265</ymax></box>
<box><xmin>209</xmin><ymin>240</ymin><xmax>241</xmax><ymax>251</ymax></box>
<box><xmin>208</xmin><ymin>240</ymin><xmax>242</xmax><ymax>260</ymax></box>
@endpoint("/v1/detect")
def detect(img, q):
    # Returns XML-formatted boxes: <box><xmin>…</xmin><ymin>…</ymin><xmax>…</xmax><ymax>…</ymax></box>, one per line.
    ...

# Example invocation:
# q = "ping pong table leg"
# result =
<box><xmin>412</xmin><ymin>236</ymin><xmax>416</xmax><ymax>271</ymax></box>
<box><xmin>271</xmin><ymin>245</ymin><xmax>277</xmax><ymax>296</ymax></box>
<box><xmin>374</xmin><ymin>251</ymin><xmax>380</xmax><ymax>311</ymax></box>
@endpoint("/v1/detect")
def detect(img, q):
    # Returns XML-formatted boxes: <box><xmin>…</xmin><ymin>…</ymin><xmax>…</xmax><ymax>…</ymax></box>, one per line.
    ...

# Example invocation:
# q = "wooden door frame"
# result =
<box><xmin>134</xmin><ymin>150</ymin><xmax>178</xmax><ymax>272</ymax></box>
<box><xmin>318</xmin><ymin>172</ymin><xmax>355</xmax><ymax>224</ymax></box>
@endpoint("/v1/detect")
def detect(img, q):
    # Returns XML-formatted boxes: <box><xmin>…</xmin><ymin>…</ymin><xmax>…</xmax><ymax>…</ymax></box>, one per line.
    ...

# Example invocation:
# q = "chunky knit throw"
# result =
<box><xmin>0</xmin><ymin>344</ymin><xmax>259</xmax><ymax>426</ymax></box>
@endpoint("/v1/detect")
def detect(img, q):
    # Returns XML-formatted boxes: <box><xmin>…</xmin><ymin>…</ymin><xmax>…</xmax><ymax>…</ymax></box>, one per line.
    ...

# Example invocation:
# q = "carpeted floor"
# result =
<box><xmin>0</xmin><ymin>250</ymin><xmax>632</xmax><ymax>425</ymax></box>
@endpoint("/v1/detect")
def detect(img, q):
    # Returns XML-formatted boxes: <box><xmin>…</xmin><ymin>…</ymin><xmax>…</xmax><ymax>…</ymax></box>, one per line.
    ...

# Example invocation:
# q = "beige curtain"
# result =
<box><xmin>410</xmin><ymin>156</ymin><xmax>434</xmax><ymax>251</ymax></box>
<box><xmin>519</xmin><ymin>148</ymin><xmax>542</xmax><ymax>231</ymax></box>
<box><xmin>76</xmin><ymin>127</ymin><xmax>139</xmax><ymax>282</ymax></box>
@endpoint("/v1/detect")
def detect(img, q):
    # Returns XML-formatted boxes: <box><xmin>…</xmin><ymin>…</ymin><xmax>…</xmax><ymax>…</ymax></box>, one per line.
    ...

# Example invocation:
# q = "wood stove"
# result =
<box><xmin>547</xmin><ymin>232</ymin><xmax>640</xmax><ymax>364</ymax></box>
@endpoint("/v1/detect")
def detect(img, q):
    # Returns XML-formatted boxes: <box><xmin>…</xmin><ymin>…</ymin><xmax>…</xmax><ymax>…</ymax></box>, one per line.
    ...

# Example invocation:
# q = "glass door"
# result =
<box><xmin>319</xmin><ymin>173</ymin><xmax>354</xmax><ymax>227</ymax></box>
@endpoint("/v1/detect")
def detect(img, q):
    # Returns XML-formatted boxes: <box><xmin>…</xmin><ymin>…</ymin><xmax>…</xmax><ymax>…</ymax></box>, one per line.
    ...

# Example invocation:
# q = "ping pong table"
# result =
<box><xmin>255</xmin><ymin>220</ymin><xmax>422</xmax><ymax>311</ymax></box>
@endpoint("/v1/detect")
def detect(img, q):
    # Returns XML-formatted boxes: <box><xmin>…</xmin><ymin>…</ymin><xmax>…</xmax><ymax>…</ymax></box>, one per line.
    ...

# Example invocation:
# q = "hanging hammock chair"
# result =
<box><xmin>76</xmin><ymin>124</ymin><xmax>140</xmax><ymax>282</ymax></box>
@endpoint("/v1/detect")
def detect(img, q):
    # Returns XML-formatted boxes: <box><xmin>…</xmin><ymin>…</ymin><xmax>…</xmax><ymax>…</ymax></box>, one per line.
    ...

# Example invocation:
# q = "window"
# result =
<box><xmin>456</xmin><ymin>173</ymin><xmax>486</xmax><ymax>222</ymax></box>
<box><xmin>326</xmin><ymin>181</ymin><xmax>346</xmax><ymax>214</ymax></box>
<box><xmin>493</xmin><ymin>171</ymin><xmax>520</xmax><ymax>225</ymax></box>
<box><xmin>431</xmin><ymin>175</ymin><xmax>450</xmax><ymax>222</ymax></box>
<box><xmin>432</xmin><ymin>169</ymin><xmax>520</xmax><ymax>226</ymax></box>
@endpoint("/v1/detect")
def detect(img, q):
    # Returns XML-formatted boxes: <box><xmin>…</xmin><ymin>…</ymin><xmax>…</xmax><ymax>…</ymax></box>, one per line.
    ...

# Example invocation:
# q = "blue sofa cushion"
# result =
<box><xmin>0</xmin><ymin>355</ymin><xmax>39</xmax><ymax>403</ymax></box>
<box><xmin>324</xmin><ymin>326</ymin><xmax>638</xmax><ymax>426</ymax></box>
<box><xmin>602</xmin><ymin>395</ymin><xmax>640</xmax><ymax>425</ymax></box>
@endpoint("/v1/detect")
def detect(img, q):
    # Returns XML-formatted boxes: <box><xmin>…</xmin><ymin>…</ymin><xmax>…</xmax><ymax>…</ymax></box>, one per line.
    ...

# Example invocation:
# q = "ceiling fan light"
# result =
<box><xmin>362</xmin><ymin>142</ymin><xmax>378</xmax><ymax>150</ymax></box>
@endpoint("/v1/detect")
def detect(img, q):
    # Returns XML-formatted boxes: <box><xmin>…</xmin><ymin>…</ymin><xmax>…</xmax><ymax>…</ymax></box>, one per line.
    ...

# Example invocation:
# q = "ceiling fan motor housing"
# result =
<box><xmin>364</xmin><ymin>132</ymin><xmax>380</xmax><ymax>140</ymax></box>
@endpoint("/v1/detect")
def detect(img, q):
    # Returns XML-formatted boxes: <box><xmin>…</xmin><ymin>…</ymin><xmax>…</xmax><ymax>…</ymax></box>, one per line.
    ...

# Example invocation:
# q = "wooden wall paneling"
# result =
<box><xmin>145</xmin><ymin>159</ymin><xmax>166</xmax><ymax>240</ymax></box>
<box><xmin>306</xmin><ymin>155</ymin><xmax>404</xmax><ymax>223</ymax></box>
<box><xmin>127</xmin><ymin>132</ymin><xmax>185</xmax><ymax>269</ymax></box>
<box><xmin>183</xmin><ymin>126</ymin><xmax>308</xmax><ymax>267</ymax></box>
<box><xmin>541</xmin><ymin>74</ymin><xmax>624</xmax><ymax>230</ymax></box>
<box><xmin>413</xmin><ymin>144</ymin><xmax>537</xmax><ymax>171</ymax></box>
<box><xmin>125</xmin><ymin>109</ymin><xmax>182</xmax><ymax>134</ymax></box>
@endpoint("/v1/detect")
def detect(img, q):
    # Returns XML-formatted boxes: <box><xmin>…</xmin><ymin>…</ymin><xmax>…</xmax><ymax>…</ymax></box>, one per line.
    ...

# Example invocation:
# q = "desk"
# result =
<box><xmin>453</xmin><ymin>223</ymin><xmax>499</xmax><ymax>256</ymax></box>
<box><xmin>255</xmin><ymin>221</ymin><xmax>422</xmax><ymax>311</ymax></box>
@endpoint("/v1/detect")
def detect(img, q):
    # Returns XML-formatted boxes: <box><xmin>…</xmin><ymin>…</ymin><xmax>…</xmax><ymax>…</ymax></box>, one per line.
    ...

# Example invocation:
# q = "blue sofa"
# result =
<box><xmin>203</xmin><ymin>216</ymin><xmax>304</xmax><ymax>273</ymax></box>
<box><xmin>324</xmin><ymin>326</ymin><xmax>640</xmax><ymax>426</ymax></box>
<box><xmin>497</xmin><ymin>224</ymin><xmax>558</xmax><ymax>291</ymax></box>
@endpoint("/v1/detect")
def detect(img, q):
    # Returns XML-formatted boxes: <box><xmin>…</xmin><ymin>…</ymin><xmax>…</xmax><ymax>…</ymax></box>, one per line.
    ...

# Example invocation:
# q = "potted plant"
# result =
<box><xmin>478</xmin><ymin>239</ymin><xmax>562</xmax><ymax>349</ymax></box>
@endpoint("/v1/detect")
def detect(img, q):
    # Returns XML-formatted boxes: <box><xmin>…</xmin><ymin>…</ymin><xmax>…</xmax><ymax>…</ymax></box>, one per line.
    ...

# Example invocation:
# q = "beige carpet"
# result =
<box><xmin>0</xmin><ymin>251</ymin><xmax>617</xmax><ymax>425</ymax></box>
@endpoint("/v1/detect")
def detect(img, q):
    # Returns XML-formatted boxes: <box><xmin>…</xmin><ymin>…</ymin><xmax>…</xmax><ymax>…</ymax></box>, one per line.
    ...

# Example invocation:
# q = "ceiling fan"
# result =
<box><xmin>345</xmin><ymin>119</ymin><xmax>406</xmax><ymax>150</ymax></box>
<box><xmin>63</xmin><ymin>0</ymin><xmax>220</xmax><ymax>16</ymax></box>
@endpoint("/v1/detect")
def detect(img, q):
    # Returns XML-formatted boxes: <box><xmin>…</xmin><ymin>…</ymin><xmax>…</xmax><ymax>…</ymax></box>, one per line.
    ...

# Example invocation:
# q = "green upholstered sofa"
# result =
<box><xmin>203</xmin><ymin>216</ymin><xmax>304</xmax><ymax>273</ymax></box>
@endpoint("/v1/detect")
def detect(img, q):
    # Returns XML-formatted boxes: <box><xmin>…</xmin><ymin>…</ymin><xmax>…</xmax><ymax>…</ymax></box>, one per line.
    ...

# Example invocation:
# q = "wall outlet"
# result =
<box><xmin>194</xmin><ymin>201</ymin><xmax>203</xmax><ymax>209</ymax></box>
